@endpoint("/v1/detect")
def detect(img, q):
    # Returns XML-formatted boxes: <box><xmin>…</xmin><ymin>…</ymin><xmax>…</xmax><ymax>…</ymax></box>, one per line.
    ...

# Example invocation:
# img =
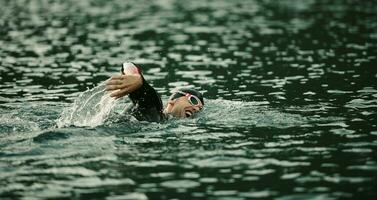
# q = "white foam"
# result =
<box><xmin>56</xmin><ymin>82</ymin><xmax>118</xmax><ymax>128</ymax></box>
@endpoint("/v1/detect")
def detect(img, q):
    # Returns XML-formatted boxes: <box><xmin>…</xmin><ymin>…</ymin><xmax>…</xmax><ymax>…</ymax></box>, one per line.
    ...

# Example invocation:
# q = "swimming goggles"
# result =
<box><xmin>169</xmin><ymin>91</ymin><xmax>202</xmax><ymax>107</ymax></box>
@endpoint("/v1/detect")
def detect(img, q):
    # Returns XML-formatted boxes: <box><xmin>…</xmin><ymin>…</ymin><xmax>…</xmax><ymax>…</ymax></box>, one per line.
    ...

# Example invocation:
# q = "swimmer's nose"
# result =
<box><xmin>193</xmin><ymin>106</ymin><xmax>201</xmax><ymax>112</ymax></box>
<box><xmin>187</xmin><ymin>106</ymin><xmax>200</xmax><ymax>114</ymax></box>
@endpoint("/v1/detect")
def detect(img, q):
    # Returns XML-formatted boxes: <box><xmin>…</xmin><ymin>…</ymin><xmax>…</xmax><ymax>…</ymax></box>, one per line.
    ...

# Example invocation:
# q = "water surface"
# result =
<box><xmin>1</xmin><ymin>0</ymin><xmax>377</xmax><ymax>199</ymax></box>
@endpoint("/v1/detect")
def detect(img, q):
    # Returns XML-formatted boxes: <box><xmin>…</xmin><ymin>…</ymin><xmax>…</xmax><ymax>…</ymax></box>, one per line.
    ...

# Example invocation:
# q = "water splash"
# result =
<box><xmin>56</xmin><ymin>82</ymin><xmax>118</xmax><ymax>128</ymax></box>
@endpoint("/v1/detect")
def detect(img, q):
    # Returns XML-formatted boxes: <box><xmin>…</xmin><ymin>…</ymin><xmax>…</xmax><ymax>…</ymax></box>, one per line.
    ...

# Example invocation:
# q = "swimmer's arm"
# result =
<box><xmin>106</xmin><ymin>73</ymin><xmax>164</xmax><ymax>122</ymax></box>
<box><xmin>127</xmin><ymin>76</ymin><xmax>164</xmax><ymax>121</ymax></box>
<box><xmin>128</xmin><ymin>76</ymin><xmax>162</xmax><ymax>107</ymax></box>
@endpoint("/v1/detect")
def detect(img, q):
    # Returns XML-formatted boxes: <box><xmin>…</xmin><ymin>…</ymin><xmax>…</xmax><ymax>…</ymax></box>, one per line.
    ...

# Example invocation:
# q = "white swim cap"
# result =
<box><xmin>121</xmin><ymin>62</ymin><xmax>140</xmax><ymax>75</ymax></box>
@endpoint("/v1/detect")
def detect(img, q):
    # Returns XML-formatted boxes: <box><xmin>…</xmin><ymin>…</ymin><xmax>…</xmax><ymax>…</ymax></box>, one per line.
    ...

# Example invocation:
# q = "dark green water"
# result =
<box><xmin>1</xmin><ymin>0</ymin><xmax>377</xmax><ymax>199</ymax></box>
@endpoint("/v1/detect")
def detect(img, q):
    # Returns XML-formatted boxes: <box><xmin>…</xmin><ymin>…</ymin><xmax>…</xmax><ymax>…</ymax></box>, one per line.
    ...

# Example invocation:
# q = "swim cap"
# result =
<box><xmin>121</xmin><ymin>62</ymin><xmax>140</xmax><ymax>75</ymax></box>
<box><xmin>170</xmin><ymin>88</ymin><xmax>204</xmax><ymax>105</ymax></box>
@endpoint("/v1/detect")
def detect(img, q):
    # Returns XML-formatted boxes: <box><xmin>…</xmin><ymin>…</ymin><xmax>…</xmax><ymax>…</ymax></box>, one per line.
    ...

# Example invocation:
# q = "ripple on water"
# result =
<box><xmin>240</xmin><ymin>190</ymin><xmax>277</xmax><ymax>198</ymax></box>
<box><xmin>275</xmin><ymin>194</ymin><xmax>335</xmax><ymax>200</ymax></box>
<box><xmin>0</xmin><ymin>115</ymin><xmax>40</xmax><ymax>135</ymax></box>
<box><xmin>190</xmin><ymin>157</ymin><xmax>262</xmax><ymax>169</ymax></box>
<box><xmin>345</xmin><ymin>98</ymin><xmax>377</xmax><ymax>109</ymax></box>
<box><xmin>347</xmin><ymin>164</ymin><xmax>377</xmax><ymax>171</ymax></box>
<box><xmin>56</xmin><ymin>177</ymin><xmax>135</xmax><ymax>188</ymax></box>
<box><xmin>202</xmin><ymin>99</ymin><xmax>307</xmax><ymax>129</ymax></box>
<box><xmin>106</xmin><ymin>193</ymin><xmax>148</xmax><ymax>200</ymax></box>
<box><xmin>32</xmin><ymin>130</ymin><xmax>71</xmax><ymax>143</ymax></box>
<box><xmin>1</xmin><ymin>0</ymin><xmax>377</xmax><ymax>199</ymax></box>
<box><xmin>160</xmin><ymin>179</ymin><xmax>200</xmax><ymax>189</ymax></box>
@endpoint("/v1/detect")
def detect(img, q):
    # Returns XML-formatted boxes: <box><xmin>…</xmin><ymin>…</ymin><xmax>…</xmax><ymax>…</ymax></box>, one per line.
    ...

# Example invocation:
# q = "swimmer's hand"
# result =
<box><xmin>105</xmin><ymin>74</ymin><xmax>143</xmax><ymax>99</ymax></box>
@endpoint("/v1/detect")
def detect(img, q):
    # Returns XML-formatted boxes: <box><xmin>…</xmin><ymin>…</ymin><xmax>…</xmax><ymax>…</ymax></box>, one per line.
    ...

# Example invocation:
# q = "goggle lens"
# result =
<box><xmin>188</xmin><ymin>96</ymin><xmax>199</xmax><ymax>106</ymax></box>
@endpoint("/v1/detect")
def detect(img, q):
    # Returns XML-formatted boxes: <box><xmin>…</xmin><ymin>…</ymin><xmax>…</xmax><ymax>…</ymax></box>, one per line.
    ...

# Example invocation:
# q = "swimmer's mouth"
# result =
<box><xmin>185</xmin><ymin>110</ymin><xmax>193</xmax><ymax>118</ymax></box>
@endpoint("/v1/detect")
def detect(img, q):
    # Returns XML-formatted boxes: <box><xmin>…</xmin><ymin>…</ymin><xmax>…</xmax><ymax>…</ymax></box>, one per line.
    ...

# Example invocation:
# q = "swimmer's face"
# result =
<box><xmin>164</xmin><ymin>96</ymin><xmax>203</xmax><ymax>118</ymax></box>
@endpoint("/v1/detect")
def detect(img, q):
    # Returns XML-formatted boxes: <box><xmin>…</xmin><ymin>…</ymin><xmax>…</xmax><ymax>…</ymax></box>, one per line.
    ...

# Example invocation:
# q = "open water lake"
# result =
<box><xmin>1</xmin><ymin>0</ymin><xmax>377</xmax><ymax>199</ymax></box>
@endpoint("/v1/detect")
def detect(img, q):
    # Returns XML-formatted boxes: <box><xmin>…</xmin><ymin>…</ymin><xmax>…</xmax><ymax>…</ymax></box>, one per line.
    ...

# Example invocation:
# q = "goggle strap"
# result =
<box><xmin>170</xmin><ymin>91</ymin><xmax>202</xmax><ymax>106</ymax></box>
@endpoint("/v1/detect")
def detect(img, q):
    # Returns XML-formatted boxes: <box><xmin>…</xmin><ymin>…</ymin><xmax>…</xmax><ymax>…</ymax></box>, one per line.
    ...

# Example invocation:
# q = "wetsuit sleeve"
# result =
<box><xmin>128</xmin><ymin>75</ymin><xmax>165</xmax><ymax>122</ymax></box>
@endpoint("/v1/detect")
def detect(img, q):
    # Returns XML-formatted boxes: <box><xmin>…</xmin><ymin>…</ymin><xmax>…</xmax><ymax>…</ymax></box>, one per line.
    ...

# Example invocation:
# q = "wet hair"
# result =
<box><xmin>170</xmin><ymin>88</ymin><xmax>204</xmax><ymax>105</ymax></box>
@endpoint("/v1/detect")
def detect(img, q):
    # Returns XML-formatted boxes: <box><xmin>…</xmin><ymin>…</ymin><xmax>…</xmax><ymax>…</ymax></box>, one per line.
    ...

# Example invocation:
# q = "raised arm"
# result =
<box><xmin>105</xmin><ymin>62</ymin><xmax>165</xmax><ymax>122</ymax></box>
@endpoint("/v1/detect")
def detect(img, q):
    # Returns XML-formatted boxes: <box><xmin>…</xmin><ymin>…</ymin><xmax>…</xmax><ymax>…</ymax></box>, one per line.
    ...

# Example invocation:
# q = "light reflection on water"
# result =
<box><xmin>1</xmin><ymin>0</ymin><xmax>377</xmax><ymax>199</ymax></box>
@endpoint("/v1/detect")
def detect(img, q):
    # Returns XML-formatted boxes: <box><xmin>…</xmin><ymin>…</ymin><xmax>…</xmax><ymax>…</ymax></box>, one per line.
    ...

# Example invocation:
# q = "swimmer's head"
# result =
<box><xmin>164</xmin><ymin>88</ymin><xmax>204</xmax><ymax>118</ymax></box>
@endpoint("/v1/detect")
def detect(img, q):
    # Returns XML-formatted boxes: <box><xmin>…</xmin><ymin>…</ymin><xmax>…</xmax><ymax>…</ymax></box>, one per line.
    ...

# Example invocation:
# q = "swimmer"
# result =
<box><xmin>105</xmin><ymin>62</ymin><xmax>204</xmax><ymax>122</ymax></box>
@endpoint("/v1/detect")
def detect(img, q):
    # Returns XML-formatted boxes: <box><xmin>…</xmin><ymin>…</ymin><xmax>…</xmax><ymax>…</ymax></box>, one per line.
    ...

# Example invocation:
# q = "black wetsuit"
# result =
<box><xmin>128</xmin><ymin>75</ymin><xmax>166</xmax><ymax>122</ymax></box>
